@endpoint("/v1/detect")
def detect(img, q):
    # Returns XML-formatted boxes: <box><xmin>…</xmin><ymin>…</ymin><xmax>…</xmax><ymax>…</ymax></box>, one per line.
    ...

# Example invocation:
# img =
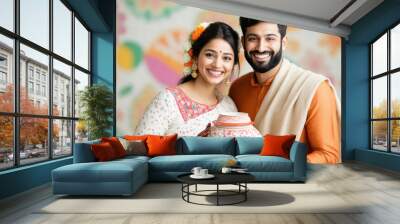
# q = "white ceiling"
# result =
<box><xmin>167</xmin><ymin>0</ymin><xmax>384</xmax><ymax>38</ymax></box>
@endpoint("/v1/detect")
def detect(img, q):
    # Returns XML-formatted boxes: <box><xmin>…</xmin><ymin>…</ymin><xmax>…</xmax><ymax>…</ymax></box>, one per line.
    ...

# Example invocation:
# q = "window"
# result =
<box><xmin>53</xmin><ymin>0</ymin><xmax>72</xmax><ymax>60</ymax></box>
<box><xmin>53</xmin><ymin>119</ymin><xmax>72</xmax><ymax>158</ymax></box>
<box><xmin>0</xmin><ymin>54</ymin><xmax>7</xmax><ymax>67</ymax></box>
<box><xmin>371</xmin><ymin>23</ymin><xmax>400</xmax><ymax>154</ymax></box>
<box><xmin>0</xmin><ymin>0</ymin><xmax>91</xmax><ymax>170</ymax></box>
<box><xmin>28</xmin><ymin>81</ymin><xmax>34</xmax><ymax>94</ymax></box>
<box><xmin>35</xmin><ymin>70</ymin><xmax>41</xmax><ymax>81</ymax></box>
<box><xmin>75</xmin><ymin>17</ymin><xmax>89</xmax><ymax>70</ymax></box>
<box><xmin>28</xmin><ymin>67</ymin><xmax>34</xmax><ymax>80</ymax></box>
<box><xmin>0</xmin><ymin>116</ymin><xmax>13</xmax><ymax>170</ymax></box>
<box><xmin>36</xmin><ymin>83</ymin><xmax>40</xmax><ymax>95</ymax></box>
<box><xmin>53</xmin><ymin>59</ymin><xmax>71</xmax><ymax>117</ymax></box>
<box><xmin>0</xmin><ymin>70</ymin><xmax>7</xmax><ymax>89</ymax></box>
<box><xmin>0</xmin><ymin>0</ymin><xmax>14</xmax><ymax>32</ymax></box>
<box><xmin>54</xmin><ymin>88</ymin><xmax>58</xmax><ymax>104</ymax></box>
<box><xmin>74</xmin><ymin>68</ymin><xmax>89</xmax><ymax>118</ymax></box>
<box><xmin>0</xmin><ymin>71</ymin><xmax>6</xmax><ymax>84</ymax></box>
<box><xmin>42</xmin><ymin>85</ymin><xmax>46</xmax><ymax>97</ymax></box>
<box><xmin>0</xmin><ymin>35</ymin><xmax>13</xmax><ymax>113</ymax></box>
<box><xmin>20</xmin><ymin>0</ymin><xmax>49</xmax><ymax>49</ymax></box>
<box><xmin>0</xmin><ymin>54</ymin><xmax>7</xmax><ymax>86</ymax></box>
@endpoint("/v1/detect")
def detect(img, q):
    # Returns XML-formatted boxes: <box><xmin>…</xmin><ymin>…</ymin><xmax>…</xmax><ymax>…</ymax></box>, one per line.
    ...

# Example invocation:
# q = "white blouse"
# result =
<box><xmin>135</xmin><ymin>87</ymin><xmax>238</xmax><ymax>136</ymax></box>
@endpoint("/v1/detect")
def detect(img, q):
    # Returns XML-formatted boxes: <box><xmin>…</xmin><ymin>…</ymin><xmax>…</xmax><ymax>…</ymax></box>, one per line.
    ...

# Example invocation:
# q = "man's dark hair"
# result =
<box><xmin>239</xmin><ymin>17</ymin><xmax>287</xmax><ymax>38</ymax></box>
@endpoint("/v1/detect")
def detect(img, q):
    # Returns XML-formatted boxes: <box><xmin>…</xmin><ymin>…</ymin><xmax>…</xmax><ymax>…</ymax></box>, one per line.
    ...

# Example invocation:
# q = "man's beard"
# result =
<box><xmin>244</xmin><ymin>43</ymin><xmax>283</xmax><ymax>73</ymax></box>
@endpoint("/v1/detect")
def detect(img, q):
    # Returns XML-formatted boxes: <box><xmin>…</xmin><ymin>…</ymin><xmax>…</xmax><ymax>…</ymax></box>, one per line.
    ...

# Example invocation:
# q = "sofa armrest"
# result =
<box><xmin>289</xmin><ymin>142</ymin><xmax>308</xmax><ymax>181</ymax></box>
<box><xmin>73</xmin><ymin>140</ymin><xmax>100</xmax><ymax>163</ymax></box>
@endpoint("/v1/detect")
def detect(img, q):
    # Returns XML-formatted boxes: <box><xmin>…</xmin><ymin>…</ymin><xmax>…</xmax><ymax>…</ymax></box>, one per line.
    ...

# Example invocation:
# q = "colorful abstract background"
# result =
<box><xmin>116</xmin><ymin>0</ymin><xmax>341</xmax><ymax>135</ymax></box>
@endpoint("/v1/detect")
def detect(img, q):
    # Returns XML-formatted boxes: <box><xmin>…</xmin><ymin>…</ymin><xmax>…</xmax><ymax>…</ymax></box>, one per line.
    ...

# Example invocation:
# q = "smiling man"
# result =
<box><xmin>229</xmin><ymin>17</ymin><xmax>341</xmax><ymax>164</ymax></box>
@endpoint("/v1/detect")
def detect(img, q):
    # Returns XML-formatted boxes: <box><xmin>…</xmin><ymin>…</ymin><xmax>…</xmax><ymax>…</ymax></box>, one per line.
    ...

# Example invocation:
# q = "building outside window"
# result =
<box><xmin>371</xmin><ymin>23</ymin><xmax>400</xmax><ymax>154</ymax></box>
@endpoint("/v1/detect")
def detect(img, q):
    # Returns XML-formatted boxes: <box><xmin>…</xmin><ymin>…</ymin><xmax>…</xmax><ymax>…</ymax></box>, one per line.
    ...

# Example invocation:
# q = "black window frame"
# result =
<box><xmin>0</xmin><ymin>0</ymin><xmax>92</xmax><ymax>171</ymax></box>
<box><xmin>370</xmin><ymin>20</ymin><xmax>400</xmax><ymax>154</ymax></box>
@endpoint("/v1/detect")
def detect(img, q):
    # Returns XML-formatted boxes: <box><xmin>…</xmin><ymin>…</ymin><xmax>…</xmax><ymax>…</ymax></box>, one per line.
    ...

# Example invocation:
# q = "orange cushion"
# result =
<box><xmin>91</xmin><ymin>142</ymin><xmax>117</xmax><ymax>161</ymax></box>
<box><xmin>259</xmin><ymin>134</ymin><xmax>296</xmax><ymax>159</ymax></box>
<box><xmin>146</xmin><ymin>134</ymin><xmax>178</xmax><ymax>157</ymax></box>
<box><xmin>123</xmin><ymin>135</ymin><xmax>149</xmax><ymax>141</ymax></box>
<box><xmin>101</xmin><ymin>137</ymin><xmax>126</xmax><ymax>158</ymax></box>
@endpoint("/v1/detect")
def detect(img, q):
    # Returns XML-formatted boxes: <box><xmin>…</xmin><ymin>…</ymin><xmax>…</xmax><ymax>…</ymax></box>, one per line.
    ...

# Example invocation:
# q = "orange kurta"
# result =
<box><xmin>229</xmin><ymin>73</ymin><xmax>340</xmax><ymax>164</ymax></box>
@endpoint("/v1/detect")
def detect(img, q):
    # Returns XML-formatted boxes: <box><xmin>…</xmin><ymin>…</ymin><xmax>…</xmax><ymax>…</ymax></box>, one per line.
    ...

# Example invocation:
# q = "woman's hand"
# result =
<box><xmin>197</xmin><ymin>123</ymin><xmax>211</xmax><ymax>137</ymax></box>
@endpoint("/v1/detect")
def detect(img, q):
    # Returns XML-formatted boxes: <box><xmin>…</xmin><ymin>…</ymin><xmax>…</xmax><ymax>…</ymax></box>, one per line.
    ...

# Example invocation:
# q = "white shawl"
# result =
<box><xmin>254</xmin><ymin>59</ymin><xmax>341</xmax><ymax>141</ymax></box>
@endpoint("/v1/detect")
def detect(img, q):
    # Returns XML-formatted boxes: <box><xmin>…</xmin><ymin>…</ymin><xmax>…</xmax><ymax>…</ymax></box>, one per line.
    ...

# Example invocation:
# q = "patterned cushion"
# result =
<box><xmin>119</xmin><ymin>138</ymin><xmax>147</xmax><ymax>156</ymax></box>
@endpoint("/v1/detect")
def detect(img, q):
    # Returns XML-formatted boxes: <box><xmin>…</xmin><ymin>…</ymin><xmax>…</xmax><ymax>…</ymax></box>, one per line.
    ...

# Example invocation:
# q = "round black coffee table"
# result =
<box><xmin>177</xmin><ymin>173</ymin><xmax>255</xmax><ymax>206</ymax></box>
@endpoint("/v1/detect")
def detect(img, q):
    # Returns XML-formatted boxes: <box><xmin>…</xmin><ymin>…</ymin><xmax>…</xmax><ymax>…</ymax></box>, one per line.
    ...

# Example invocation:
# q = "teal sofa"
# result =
<box><xmin>52</xmin><ymin>137</ymin><xmax>307</xmax><ymax>196</ymax></box>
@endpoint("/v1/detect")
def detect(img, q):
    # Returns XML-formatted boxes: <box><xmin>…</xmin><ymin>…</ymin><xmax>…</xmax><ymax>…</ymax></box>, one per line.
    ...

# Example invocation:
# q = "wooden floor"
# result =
<box><xmin>1</xmin><ymin>162</ymin><xmax>400</xmax><ymax>224</ymax></box>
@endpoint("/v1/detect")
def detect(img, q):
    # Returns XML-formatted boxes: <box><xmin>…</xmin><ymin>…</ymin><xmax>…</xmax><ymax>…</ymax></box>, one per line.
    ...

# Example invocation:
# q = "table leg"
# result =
<box><xmin>217</xmin><ymin>184</ymin><xmax>219</xmax><ymax>206</ymax></box>
<box><xmin>188</xmin><ymin>184</ymin><xmax>190</xmax><ymax>202</ymax></box>
<box><xmin>195</xmin><ymin>184</ymin><xmax>197</xmax><ymax>192</ymax></box>
<box><xmin>181</xmin><ymin>184</ymin><xmax>183</xmax><ymax>200</ymax></box>
<box><xmin>245</xmin><ymin>183</ymin><xmax>247</xmax><ymax>201</ymax></box>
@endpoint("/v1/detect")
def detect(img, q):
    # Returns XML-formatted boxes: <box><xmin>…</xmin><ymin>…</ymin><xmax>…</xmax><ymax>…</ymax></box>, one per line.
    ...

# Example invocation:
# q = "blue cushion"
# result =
<box><xmin>236</xmin><ymin>155</ymin><xmax>293</xmax><ymax>172</ymax></box>
<box><xmin>177</xmin><ymin>137</ymin><xmax>235</xmax><ymax>155</ymax></box>
<box><xmin>148</xmin><ymin>154</ymin><xmax>235</xmax><ymax>172</ymax></box>
<box><xmin>73</xmin><ymin>140</ymin><xmax>100</xmax><ymax>163</ymax></box>
<box><xmin>235</xmin><ymin>137</ymin><xmax>264</xmax><ymax>155</ymax></box>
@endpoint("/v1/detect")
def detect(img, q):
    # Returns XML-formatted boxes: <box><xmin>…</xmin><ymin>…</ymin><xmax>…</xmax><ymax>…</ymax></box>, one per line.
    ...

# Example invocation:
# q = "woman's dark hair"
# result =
<box><xmin>239</xmin><ymin>17</ymin><xmax>287</xmax><ymax>38</ymax></box>
<box><xmin>179</xmin><ymin>22</ymin><xmax>240</xmax><ymax>84</ymax></box>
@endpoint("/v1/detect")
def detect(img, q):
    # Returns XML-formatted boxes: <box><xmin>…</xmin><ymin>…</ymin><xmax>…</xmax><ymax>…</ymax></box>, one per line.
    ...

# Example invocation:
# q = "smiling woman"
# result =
<box><xmin>134</xmin><ymin>22</ymin><xmax>240</xmax><ymax>137</ymax></box>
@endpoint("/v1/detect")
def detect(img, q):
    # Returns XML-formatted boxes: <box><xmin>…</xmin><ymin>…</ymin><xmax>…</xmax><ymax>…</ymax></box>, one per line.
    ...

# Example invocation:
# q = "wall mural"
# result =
<box><xmin>116</xmin><ymin>0</ymin><xmax>341</xmax><ymax>135</ymax></box>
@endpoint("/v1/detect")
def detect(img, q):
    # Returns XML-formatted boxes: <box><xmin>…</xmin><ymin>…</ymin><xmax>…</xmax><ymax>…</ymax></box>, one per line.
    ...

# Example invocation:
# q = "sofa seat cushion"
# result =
<box><xmin>149</xmin><ymin>154</ymin><xmax>235</xmax><ymax>172</ymax></box>
<box><xmin>53</xmin><ymin>159</ymin><xmax>147</xmax><ymax>183</ymax></box>
<box><xmin>116</xmin><ymin>155</ymin><xmax>150</xmax><ymax>163</ymax></box>
<box><xmin>236</xmin><ymin>155</ymin><xmax>293</xmax><ymax>172</ymax></box>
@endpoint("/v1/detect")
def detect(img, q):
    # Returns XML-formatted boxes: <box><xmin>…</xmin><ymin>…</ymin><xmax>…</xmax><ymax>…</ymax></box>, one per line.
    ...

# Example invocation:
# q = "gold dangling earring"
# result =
<box><xmin>191</xmin><ymin>63</ymin><xmax>198</xmax><ymax>78</ymax></box>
